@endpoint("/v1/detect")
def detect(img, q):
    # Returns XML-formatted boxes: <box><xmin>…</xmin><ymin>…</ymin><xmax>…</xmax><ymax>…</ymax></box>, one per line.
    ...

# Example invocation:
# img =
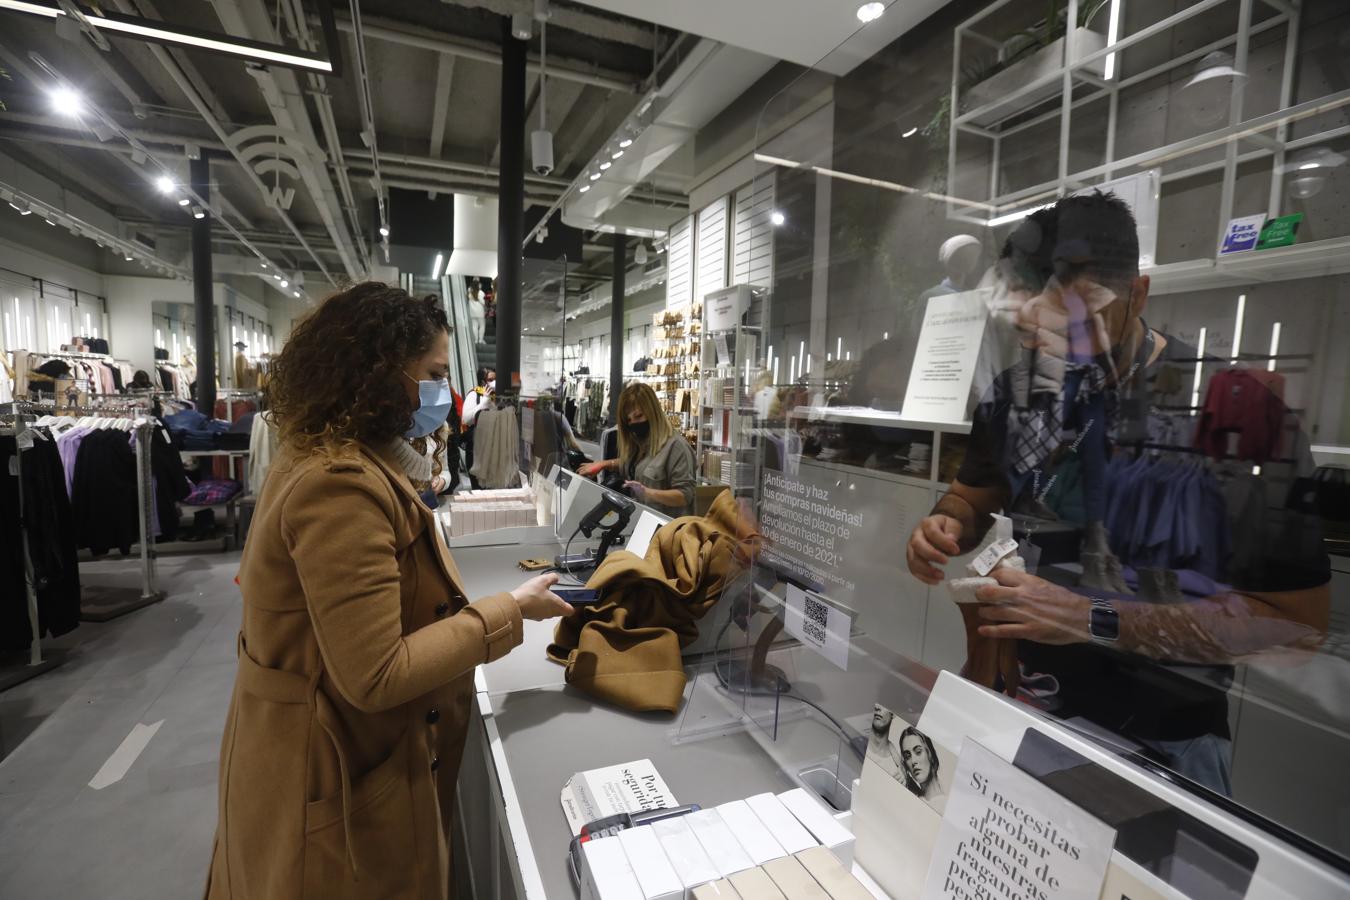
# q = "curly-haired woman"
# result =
<box><xmin>203</xmin><ymin>283</ymin><xmax>571</xmax><ymax>899</ymax></box>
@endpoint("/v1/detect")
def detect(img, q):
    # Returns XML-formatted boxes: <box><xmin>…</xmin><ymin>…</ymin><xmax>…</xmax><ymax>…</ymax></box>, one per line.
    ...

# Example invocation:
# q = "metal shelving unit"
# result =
<box><xmin>696</xmin><ymin>323</ymin><xmax>763</xmax><ymax>496</ymax></box>
<box><xmin>947</xmin><ymin>0</ymin><xmax>1344</xmax><ymax>279</ymax></box>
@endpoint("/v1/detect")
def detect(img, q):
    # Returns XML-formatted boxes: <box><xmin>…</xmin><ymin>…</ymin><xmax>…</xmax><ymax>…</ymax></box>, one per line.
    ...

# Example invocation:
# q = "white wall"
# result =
<box><xmin>105</xmin><ymin>276</ymin><xmax>192</xmax><ymax>374</ymax></box>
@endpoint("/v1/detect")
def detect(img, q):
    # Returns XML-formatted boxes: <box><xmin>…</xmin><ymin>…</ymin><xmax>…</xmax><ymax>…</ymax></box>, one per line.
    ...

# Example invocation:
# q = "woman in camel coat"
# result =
<box><xmin>204</xmin><ymin>283</ymin><xmax>571</xmax><ymax>899</ymax></box>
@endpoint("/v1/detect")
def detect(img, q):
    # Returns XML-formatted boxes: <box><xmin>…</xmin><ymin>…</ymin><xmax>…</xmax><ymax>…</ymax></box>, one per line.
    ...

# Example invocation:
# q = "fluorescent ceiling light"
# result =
<box><xmin>599</xmin><ymin>162</ymin><xmax>612</xmax><ymax>171</ymax></box>
<box><xmin>431</xmin><ymin>253</ymin><xmax>443</xmax><ymax>279</ymax></box>
<box><xmin>49</xmin><ymin>86</ymin><xmax>82</xmax><ymax>116</ymax></box>
<box><xmin>856</xmin><ymin>2</ymin><xmax>885</xmax><ymax>24</ymax></box>
<box><xmin>619</xmin><ymin>138</ymin><xmax>633</xmax><ymax>148</ymax></box>
<box><xmin>901</xmin><ymin>126</ymin><xmax>917</xmax><ymax>138</ymax></box>
<box><xmin>0</xmin><ymin>1</ymin><xmax>334</xmax><ymax>73</ymax></box>
<box><xmin>155</xmin><ymin>175</ymin><xmax>175</xmax><ymax>194</ymax></box>
<box><xmin>612</xmin><ymin>150</ymin><xmax>624</xmax><ymax>160</ymax></box>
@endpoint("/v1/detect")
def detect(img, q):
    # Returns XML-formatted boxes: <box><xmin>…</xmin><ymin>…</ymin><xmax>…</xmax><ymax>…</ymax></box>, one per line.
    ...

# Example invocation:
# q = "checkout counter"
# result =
<box><xmin>443</xmin><ymin>468</ymin><xmax>1350</xmax><ymax>900</ymax></box>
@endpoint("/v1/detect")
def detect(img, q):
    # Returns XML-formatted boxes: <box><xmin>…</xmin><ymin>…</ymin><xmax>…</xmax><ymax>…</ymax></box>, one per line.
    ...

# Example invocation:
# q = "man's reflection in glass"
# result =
<box><xmin>905</xmin><ymin>192</ymin><xmax>1331</xmax><ymax>795</ymax></box>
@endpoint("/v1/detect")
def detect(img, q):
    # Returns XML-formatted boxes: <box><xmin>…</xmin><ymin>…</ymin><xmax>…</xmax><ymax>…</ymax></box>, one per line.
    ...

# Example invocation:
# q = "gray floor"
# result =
<box><xmin>0</xmin><ymin>552</ymin><xmax>242</xmax><ymax>899</ymax></box>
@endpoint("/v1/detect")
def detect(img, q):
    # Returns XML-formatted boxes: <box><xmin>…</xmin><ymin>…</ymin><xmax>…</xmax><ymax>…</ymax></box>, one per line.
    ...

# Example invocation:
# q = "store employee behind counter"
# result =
<box><xmin>578</xmin><ymin>381</ymin><xmax>696</xmax><ymax>517</ymax></box>
<box><xmin>905</xmin><ymin>192</ymin><xmax>1330</xmax><ymax>796</ymax></box>
<box><xmin>203</xmin><ymin>283</ymin><xmax>574</xmax><ymax>900</ymax></box>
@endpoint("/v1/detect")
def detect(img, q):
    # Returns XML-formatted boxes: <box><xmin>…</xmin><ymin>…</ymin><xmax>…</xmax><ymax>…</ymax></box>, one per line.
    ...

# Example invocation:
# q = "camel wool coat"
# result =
<box><xmin>204</xmin><ymin>442</ymin><xmax>522</xmax><ymax>899</ymax></box>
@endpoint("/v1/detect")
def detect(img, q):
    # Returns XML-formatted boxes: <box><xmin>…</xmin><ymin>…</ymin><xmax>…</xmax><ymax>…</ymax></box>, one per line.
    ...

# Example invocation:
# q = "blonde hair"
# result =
<box><xmin>616</xmin><ymin>382</ymin><xmax>674</xmax><ymax>468</ymax></box>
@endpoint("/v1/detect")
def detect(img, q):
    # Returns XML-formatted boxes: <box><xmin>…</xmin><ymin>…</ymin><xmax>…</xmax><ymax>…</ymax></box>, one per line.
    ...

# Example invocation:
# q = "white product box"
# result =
<box><xmin>744</xmin><ymin>794</ymin><xmax>817</xmax><ymax>856</ymax></box>
<box><xmin>687</xmin><ymin>809</ymin><xmax>755</xmax><ymax>878</ymax></box>
<box><xmin>715</xmin><ymin>801</ymin><xmax>787</xmax><ymax>866</ymax></box>
<box><xmin>776</xmin><ymin>789</ymin><xmax>854</xmax><ymax>867</ymax></box>
<box><xmin>652</xmin><ymin>816</ymin><xmax>721</xmax><ymax>898</ymax></box>
<box><xmin>581</xmin><ymin>835</ymin><xmax>644</xmax><ymax>900</ymax></box>
<box><xmin>617</xmin><ymin>825</ymin><xmax>684</xmax><ymax>900</ymax></box>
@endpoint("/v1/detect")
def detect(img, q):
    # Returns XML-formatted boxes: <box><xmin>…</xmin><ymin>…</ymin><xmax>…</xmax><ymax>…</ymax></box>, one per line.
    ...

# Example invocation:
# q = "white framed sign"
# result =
<box><xmin>901</xmin><ymin>290</ymin><xmax>989</xmax><ymax>425</ymax></box>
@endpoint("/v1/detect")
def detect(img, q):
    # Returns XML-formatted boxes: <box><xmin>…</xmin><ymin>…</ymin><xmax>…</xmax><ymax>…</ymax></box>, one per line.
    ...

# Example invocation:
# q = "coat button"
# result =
<box><xmin>435</xmin><ymin>602</ymin><xmax>450</xmax><ymax>617</ymax></box>
<box><xmin>430</xmin><ymin>756</ymin><xmax>441</xmax><ymax>772</ymax></box>
<box><xmin>426</xmin><ymin>708</ymin><xmax>440</xmax><ymax>724</ymax></box>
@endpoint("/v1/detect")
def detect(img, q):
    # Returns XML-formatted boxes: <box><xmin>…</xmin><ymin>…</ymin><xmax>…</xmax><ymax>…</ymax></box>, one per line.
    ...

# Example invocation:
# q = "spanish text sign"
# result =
<box><xmin>902</xmin><ymin>290</ymin><xmax>988</xmax><ymax>425</ymax></box>
<box><xmin>922</xmin><ymin>740</ymin><xmax>1116</xmax><ymax>900</ymax></box>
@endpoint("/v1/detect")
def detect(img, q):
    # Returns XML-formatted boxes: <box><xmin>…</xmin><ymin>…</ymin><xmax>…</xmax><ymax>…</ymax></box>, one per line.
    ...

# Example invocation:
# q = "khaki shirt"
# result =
<box><xmin>627</xmin><ymin>434</ymin><xmax>696</xmax><ymax>517</ymax></box>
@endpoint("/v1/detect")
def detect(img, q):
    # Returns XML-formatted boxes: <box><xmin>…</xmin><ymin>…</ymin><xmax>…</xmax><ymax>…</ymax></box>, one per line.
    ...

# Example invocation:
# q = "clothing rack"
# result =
<box><xmin>27</xmin><ymin>402</ymin><xmax>166</xmax><ymax>621</ymax></box>
<box><xmin>0</xmin><ymin>402</ymin><xmax>66</xmax><ymax>686</ymax></box>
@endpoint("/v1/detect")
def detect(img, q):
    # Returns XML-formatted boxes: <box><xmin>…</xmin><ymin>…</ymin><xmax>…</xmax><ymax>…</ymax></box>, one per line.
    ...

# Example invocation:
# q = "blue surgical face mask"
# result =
<box><xmin>404</xmin><ymin>372</ymin><xmax>453</xmax><ymax>438</ymax></box>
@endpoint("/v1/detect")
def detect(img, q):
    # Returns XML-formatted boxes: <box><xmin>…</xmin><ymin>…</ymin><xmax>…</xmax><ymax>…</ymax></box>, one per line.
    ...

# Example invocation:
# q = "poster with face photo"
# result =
<box><xmin>864</xmin><ymin>703</ymin><xmax>956</xmax><ymax>814</ymax></box>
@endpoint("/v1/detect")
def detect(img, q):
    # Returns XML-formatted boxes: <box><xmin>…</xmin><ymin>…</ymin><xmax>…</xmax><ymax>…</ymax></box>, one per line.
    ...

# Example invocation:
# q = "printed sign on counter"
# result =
<box><xmin>921</xmin><ymin>741</ymin><xmax>1116</xmax><ymax>900</ymax></box>
<box><xmin>901</xmin><ymin>290</ymin><xmax>988</xmax><ymax>425</ymax></box>
<box><xmin>782</xmin><ymin>583</ymin><xmax>851</xmax><ymax>670</ymax></box>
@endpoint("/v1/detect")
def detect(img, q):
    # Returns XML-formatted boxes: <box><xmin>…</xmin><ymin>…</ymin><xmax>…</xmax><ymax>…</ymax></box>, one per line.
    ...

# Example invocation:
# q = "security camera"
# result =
<box><xmin>531</xmin><ymin>130</ymin><xmax>555</xmax><ymax>176</ymax></box>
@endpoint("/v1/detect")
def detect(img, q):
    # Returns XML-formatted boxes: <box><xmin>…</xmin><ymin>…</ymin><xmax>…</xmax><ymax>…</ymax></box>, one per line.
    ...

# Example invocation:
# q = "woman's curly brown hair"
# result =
<box><xmin>267</xmin><ymin>282</ymin><xmax>450</xmax><ymax>458</ymax></box>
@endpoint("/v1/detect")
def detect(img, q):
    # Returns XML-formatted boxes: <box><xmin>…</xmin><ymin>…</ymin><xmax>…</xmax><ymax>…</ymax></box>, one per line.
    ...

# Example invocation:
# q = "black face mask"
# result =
<box><xmin>629</xmin><ymin>420</ymin><xmax>651</xmax><ymax>440</ymax></box>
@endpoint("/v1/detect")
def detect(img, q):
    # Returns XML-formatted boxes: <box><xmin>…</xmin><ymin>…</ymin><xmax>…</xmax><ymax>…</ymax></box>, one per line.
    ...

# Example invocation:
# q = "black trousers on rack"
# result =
<box><xmin>72</xmin><ymin>430</ymin><xmax>140</xmax><ymax>556</ymax></box>
<box><xmin>1</xmin><ymin>433</ymin><xmax>81</xmax><ymax>651</ymax></box>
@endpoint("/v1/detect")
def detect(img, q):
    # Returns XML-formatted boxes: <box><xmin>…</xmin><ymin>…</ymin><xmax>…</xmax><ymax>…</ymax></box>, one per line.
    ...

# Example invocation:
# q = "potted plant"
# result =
<box><xmin>963</xmin><ymin>0</ymin><xmax>1112</xmax><ymax>126</ymax></box>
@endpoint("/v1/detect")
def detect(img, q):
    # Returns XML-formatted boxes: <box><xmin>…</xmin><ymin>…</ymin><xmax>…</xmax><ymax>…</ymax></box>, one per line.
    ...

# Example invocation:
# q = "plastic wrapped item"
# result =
<box><xmin>948</xmin><ymin>513</ymin><xmax>1024</xmax><ymax>604</ymax></box>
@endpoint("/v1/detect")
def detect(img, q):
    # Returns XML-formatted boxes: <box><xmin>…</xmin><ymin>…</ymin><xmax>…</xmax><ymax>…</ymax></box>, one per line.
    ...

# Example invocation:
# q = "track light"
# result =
<box><xmin>619</xmin><ymin>138</ymin><xmax>633</xmax><ymax>148</ymax></box>
<box><xmin>589</xmin><ymin>172</ymin><xmax>601</xmax><ymax>181</ymax></box>
<box><xmin>124</xmin><ymin>255</ymin><xmax>133</xmax><ymax>261</ymax></box>
<box><xmin>260</xmin><ymin>261</ymin><xmax>268</xmax><ymax>268</ymax></box>
<box><xmin>612</xmin><ymin>150</ymin><xmax>624</xmax><ymax>160</ymax></box>
<box><xmin>280</xmin><ymin>279</ymin><xmax>289</xmax><ymax>288</ymax></box>
<box><xmin>177</xmin><ymin>197</ymin><xmax>190</xmax><ymax>207</ymax></box>
<box><xmin>293</xmin><ymin>291</ymin><xmax>300</xmax><ymax>298</ymax></box>
<box><xmin>579</xmin><ymin>185</ymin><xmax>590</xmax><ymax>193</ymax></box>
<box><xmin>192</xmin><ymin>207</ymin><xmax>205</xmax><ymax>219</ymax></box>
<box><xmin>379</xmin><ymin>225</ymin><xmax>390</xmax><ymax>237</ymax></box>
<box><xmin>155</xmin><ymin>175</ymin><xmax>175</xmax><ymax>194</ymax></box>
<box><xmin>599</xmin><ymin>161</ymin><xmax>612</xmax><ymax>171</ymax></box>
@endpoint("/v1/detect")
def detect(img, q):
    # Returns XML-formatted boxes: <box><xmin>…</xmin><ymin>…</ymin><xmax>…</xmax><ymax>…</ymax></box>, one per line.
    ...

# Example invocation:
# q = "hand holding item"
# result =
<box><xmin>974</xmin><ymin>567</ymin><xmax>1092</xmax><ymax>646</ymax></box>
<box><xmin>577</xmin><ymin>461</ymin><xmax>607</xmax><ymax>479</ymax></box>
<box><xmin>623</xmin><ymin>480</ymin><xmax>648</xmax><ymax>502</ymax></box>
<box><xmin>509</xmin><ymin>572</ymin><xmax>574</xmax><ymax>620</ymax></box>
<box><xmin>906</xmin><ymin>514</ymin><xmax>963</xmax><ymax>585</ymax></box>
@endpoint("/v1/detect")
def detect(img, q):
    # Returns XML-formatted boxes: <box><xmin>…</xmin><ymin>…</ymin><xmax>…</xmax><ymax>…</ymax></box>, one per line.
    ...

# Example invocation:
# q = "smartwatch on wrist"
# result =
<box><xmin>1088</xmin><ymin>597</ymin><xmax>1120</xmax><ymax>644</ymax></box>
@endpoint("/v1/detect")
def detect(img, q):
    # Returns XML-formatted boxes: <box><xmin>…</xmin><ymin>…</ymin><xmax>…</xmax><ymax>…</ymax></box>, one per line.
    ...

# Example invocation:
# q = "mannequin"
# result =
<box><xmin>468</xmin><ymin>283</ymin><xmax>487</xmax><ymax>345</ymax></box>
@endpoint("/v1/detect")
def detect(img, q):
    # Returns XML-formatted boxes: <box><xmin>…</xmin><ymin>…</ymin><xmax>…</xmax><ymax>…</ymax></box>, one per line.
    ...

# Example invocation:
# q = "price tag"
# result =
<box><xmin>17</xmin><ymin>429</ymin><xmax>34</xmax><ymax>450</ymax></box>
<box><xmin>971</xmin><ymin>537</ymin><xmax>1018</xmax><ymax>577</ymax></box>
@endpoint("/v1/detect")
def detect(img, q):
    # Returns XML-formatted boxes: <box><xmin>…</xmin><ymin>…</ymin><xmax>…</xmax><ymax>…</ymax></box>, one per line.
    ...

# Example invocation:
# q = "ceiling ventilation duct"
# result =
<box><xmin>446</xmin><ymin>194</ymin><xmax>498</xmax><ymax>278</ymax></box>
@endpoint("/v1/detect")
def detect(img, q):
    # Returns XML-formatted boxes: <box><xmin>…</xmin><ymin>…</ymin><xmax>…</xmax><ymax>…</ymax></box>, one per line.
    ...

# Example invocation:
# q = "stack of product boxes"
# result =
<box><xmin>579</xmin><ymin>788</ymin><xmax>865</xmax><ymax>900</ymax></box>
<box><xmin>447</xmin><ymin>487</ymin><xmax>538</xmax><ymax>537</ymax></box>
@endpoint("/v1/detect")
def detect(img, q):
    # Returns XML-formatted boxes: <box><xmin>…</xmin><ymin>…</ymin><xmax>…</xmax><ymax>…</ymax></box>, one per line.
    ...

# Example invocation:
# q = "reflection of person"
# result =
<box><xmin>898</xmin><ymin>726</ymin><xmax>942</xmax><ymax>798</ymax></box>
<box><xmin>468</xmin><ymin>283</ymin><xmax>487</xmax><ymax>345</ymax></box>
<box><xmin>905</xmin><ymin>192</ymin><xmax>1330</xmax><ymax>795</ymax></box>
<box><xmin>867</xmin><ymin>704</ymin><xmax>905</xmax><ymax>780</ymax></box>
<box><xmin>129</xmin><ymin>370</ymin><xmax>154</xmax><ymax>391</ymax></box>
<box><xmin>460</xmin><ymin>365</ymin><xmax>495</xmax><ymax>486</ymax></box>
<box><xmin>205</xmin><ymin>284</ymin><xmax>573</xmax><ymax>898</ymax></box>
<box><xmin>576</xmin><ymin>382</ymin><xmax>695</xmax><ymax>517</ymax></box>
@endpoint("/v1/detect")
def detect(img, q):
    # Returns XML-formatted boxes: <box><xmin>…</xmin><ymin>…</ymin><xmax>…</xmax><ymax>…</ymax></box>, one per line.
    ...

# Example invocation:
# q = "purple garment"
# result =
<box><xmin>56</xmin><ymin>426</ymin><xmax>89</xmax><ymax>499</ymax></box>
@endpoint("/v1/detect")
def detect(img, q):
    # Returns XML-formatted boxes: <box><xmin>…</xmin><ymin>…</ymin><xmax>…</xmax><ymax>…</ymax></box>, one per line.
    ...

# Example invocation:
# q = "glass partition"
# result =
<box><xmin>692</xmin><ymin>0</ymin><xmax>1350</xmax><ymax>873</ymax></box>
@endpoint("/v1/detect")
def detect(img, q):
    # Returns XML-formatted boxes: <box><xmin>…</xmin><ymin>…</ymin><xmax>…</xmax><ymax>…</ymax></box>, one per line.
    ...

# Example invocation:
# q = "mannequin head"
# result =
<box><xmin>939</xmin><ymin>235</ymin><xmax>983</xmax><ymax>290</ymax></box>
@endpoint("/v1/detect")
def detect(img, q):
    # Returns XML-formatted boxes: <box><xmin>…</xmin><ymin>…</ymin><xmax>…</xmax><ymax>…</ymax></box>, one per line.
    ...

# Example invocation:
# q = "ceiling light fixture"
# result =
<box><xmin>124</xmin><ymin>255</ymin><xmax>133</xmax><ymax>261</ymax></box>
<box><xmin>612</xmin><ymin>150</ymin><xmax>624</xmax><ymax>160</ymax></box>
<box><xmin>619</xmin><ymin>138</ymin><xmax>633</xmax><ymax>148</ymax></box>
<box><xmin>177</xmin><ymin>198</ymin><xmax>190</xmax><ymax>207</ymax></box>
<box><xmin>49</xmin><ymin>85</ymin><xmax>83</xmax><ymax>116</ymax></box>
<box><xmin>599</xmin><ymin>162</ymin><xmax>612</xmax><ymax>171</ymax></box>
<box><xmin>579</xmin><ymin>184</ymin><xmax>590</xmax><ymax>193</ymax></box>
<box><xmin>280</xmin><ymin>279</ymin><xmax>289</xmax><ymax>288</ymax></box>
<box><xmin>901</xmin><ymin>126</ymin><xmax>917</xmax><ymax>138</ymax></box>
<box><xmin>589</xmin><ymin>172</ymin><xmax>602</xmax><ymax>181</ymax></box>
<box><xmin>293</xmin><ymin>290</ymin><xmax>301</xmax><ymax>298</ymax></box>
<box><xmin>0</xmin><ymin>1</ymin><xmax>335</xmax><ymax>72</ymax></box>
<box><xmin>379</xmin><ymin>225</ymin><xmax>390</xmax><ymax>237</ymax></box>
<box><xmin>770</xmin><ymin>211</ymin><xmax>786</xmax><ymax>226</ymax></box>
<box><xmin>155</xmin><ymin>175</ymin><xmax>175</xmax><ymax>194</ymax></box>
<box><xmin>431</xmin><ymin>252</ymin><xmax>444</xmax><ymax>279</ymax></box>
<box><xmin>856</xmin><ymin>2</ymin><xmax>885</xmax><ymax>24</ymax></box>
<box><xmin>192</xmin><ymin>207</ymin><xmax>205</xmax><ymax>219</ymax></box>
<box><xmin>260</xmin><ymin>262</ymin><xmax>268</xmax><ymax>268</ymax></box>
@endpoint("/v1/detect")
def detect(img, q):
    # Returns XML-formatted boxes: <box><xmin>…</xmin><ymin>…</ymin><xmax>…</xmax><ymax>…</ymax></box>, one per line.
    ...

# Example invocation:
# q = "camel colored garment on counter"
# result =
<box><xmin>547</xmin><ymin>490</ymin><xmax>759</xmax><ymax>713</ymax></box>
<box><xmin>204</xmin><ymin>442</ymin><xmax>522</xmax><ymax>899</ymax></box>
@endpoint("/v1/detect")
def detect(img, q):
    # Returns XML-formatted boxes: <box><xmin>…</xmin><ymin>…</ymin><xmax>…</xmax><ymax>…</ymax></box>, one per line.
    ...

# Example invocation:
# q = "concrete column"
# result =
<box><xmin>609</xmin><ymin>234</ymin><xmax>626</xmax><ymax>423</ymax></box>
<box><xmin>190</xmin><ymin>154</ymin><xmax>216</xmax><ymax>414</ymax></box>
<box><xmin>494</xmin><ymin>17</ymin><xmax>526</xmax><ymax>392</ymax></box>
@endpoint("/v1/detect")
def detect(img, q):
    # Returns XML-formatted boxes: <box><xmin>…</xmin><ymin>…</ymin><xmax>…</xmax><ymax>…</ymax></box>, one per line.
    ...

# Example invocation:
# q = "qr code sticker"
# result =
<box><xmin>802</xmin><ymin>595</ymin><xmax>828</xmax><ymax>645</ymax></box>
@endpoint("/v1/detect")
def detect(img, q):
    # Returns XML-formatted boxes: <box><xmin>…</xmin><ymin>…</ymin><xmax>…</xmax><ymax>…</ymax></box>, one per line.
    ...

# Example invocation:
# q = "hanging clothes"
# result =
<box><xmin>71</xmin><ymin>428</ymin><xmax>141</xmax><ymax>556</ymax></box>
<box><xmin>248</xmin><ymin>411</ymin><xmax>278</xmax><ymax>498</ymax></box>
<box><xmin>2</xmin><ymin>428</ymin><xmax>82</xmax><ymax>650</ymax></box>
<box><xmin>469</xmin><ymin>405</ymin><xmax>521</xmax><ymax>489</ymax></box>
<box><xmin>1193</xmin><ymin>368</ymin><xmax>1287</xmax><ymax>463</ymax></box>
